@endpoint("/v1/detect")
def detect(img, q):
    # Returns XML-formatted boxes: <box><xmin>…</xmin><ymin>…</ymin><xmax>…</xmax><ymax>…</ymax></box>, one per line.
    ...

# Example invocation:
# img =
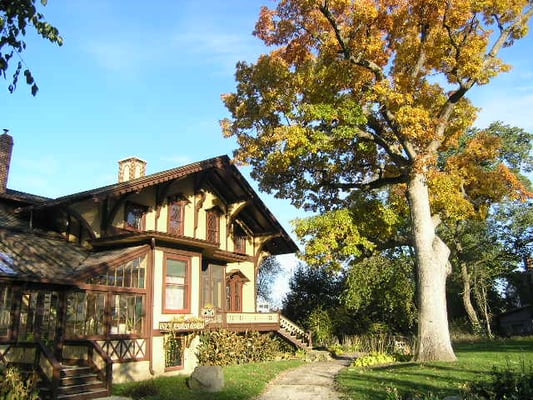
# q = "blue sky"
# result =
<box><xmin>1</xmin><ymin>1</ymin><xmax>532</xmax><ymax>302</ymax></box>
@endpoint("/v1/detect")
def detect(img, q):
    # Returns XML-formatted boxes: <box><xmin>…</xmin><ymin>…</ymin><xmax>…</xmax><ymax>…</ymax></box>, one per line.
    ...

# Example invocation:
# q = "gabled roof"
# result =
<box><xmin>20</xmin><ymin>155</ymin><xmax>298</xmax><ymax>254</ymax></box>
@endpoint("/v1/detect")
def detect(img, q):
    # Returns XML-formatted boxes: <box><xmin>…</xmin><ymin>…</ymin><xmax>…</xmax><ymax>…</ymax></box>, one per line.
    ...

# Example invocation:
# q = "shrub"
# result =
<box><xmin>0</xmin><ymin>367</ymin><xmax>39</xmax><ymax>400</ymax></box>
<box><xmin>196</xmin><ymin>330</ymin><xmax>284</xmax><ymax>366</ymax></box>
<box><xmin>118</xmin><ymin>379</ymin><xmax>160</xmax><ymax>400</ymax></box>
<box><xmin>351</xmin><ymin>352</ymin><xmax>397</xmax><ymax>368</ymax></box>
<box><xmin>462</xmin><ymin>361</ymin><xmax>533</xmax><ymax>399</ymax></box>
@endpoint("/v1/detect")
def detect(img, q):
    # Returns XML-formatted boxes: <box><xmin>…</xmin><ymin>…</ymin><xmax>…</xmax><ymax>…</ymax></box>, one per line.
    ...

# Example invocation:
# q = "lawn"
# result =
<box><xmin>336</xmin><ymin>338</ymin><xmax>533</xmax><ymax>399</ymax></box>
<box><xmin>112</xmin><ymin>359</ymin><xmax>304</xmax><ymax>400</ymax></box>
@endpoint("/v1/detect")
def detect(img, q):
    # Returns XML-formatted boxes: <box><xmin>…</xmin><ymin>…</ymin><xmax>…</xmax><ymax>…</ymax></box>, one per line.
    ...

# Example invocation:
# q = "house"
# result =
<box><xmin>497</xmin><ymin>305</ymin><xmax>533</xmax><ymax>336</ymax></box>
<box><xmin>0</xmin><ymin>133</ymin><xmax>310</xmax><ymax>399</ymax></box>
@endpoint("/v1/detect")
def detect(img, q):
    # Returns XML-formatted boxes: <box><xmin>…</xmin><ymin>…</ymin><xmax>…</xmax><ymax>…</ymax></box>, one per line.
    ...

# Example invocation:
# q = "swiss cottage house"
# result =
<box><xmin>0</xmin><ymin>133</ymin><xmax>309</xmax><ymax>399</ymax></box>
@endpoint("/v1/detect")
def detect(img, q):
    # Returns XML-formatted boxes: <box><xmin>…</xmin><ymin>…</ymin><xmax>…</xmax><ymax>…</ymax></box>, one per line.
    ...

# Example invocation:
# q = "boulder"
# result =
<box><xmin>187</xmin><ymin>365</ymin><xmax>224</xmax><ymax>392</ymax></box>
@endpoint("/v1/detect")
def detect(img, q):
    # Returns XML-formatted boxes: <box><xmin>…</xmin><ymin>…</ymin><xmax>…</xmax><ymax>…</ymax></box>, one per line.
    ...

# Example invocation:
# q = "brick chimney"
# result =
<box><xmin>0</xmin><ymin>131</ymin><xmax>13</xmax><ymax>193</ymax></box>
<box><xmin>118</xmin><ymin>156</ymin><xmax>147</xmax><ymax>182</ymax></box>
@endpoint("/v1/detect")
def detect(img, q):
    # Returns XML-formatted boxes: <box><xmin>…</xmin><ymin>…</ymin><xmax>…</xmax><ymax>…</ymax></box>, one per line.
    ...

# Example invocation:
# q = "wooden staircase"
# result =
<box><xmin>277</xmin><ymin>316</ymin><xmax>312</xmax><ymax>349</ymax></box>
<box><xmin>40</xmin><ymin>360</ymin><xmax>109</xmax><ymax>400</ymax></box>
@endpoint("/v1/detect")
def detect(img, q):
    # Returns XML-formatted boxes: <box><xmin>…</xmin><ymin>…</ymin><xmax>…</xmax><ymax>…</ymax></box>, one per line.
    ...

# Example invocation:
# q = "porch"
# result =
<box><xmin>158</xmin><ymin>312</ymin><xmax>312</xmax><ymax>349</ymax></box>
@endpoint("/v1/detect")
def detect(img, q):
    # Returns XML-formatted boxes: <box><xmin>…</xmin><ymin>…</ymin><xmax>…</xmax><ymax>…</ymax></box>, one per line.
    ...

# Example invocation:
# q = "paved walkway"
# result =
<box><xmin>254</xmin><ymin>357</ymin><xmax>352</xmax><ymax>400</ymax></box>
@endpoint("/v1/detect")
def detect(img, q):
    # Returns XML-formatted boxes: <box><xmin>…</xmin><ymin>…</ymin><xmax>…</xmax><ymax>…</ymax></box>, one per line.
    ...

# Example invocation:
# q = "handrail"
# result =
<box><xmin>0</xmin><ymin>340</ymin><xmax>61</xmax><ymax>399</ymax></box>
<box><xmin>35</xmin><ymin>339</ymin><xmax>61</xmax><ymax>400</ymax></box>
<box><xmin>64</xmin><ymin>339</ymin><xmax>113</xmax><ymax>393</ymax></box>
<box><xmin>279</xmin><ymin>315</ymin><xmax>312</xmax><ymax>348</ymax></box>
<box><xmin>90</xmin><ymin>340</ymin><xmax>113</xmax><ymax>392</ymax></box>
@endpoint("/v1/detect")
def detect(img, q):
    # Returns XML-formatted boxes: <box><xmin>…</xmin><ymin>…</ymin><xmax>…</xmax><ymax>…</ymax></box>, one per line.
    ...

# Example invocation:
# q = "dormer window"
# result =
<box><xmin>124</xmin><ymin>202</ymin><xmax>147</xmax><ymax>231</ymax></box>
<box><xmin>168</xmin><ymin>195</ymin><xmax>187</xmax><ymax>236</ymax></box>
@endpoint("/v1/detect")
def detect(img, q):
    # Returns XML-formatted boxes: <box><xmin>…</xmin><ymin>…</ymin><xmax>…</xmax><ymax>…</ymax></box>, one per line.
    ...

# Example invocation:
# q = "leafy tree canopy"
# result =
<box><xmin>222</xmin><ymin>0</ymin><xmax>533</xmax><ymax>361</ymax></box>
<box><xmin>0</xmin><ymin>0</ymin><xmax>62</xmax><ymax>95</ymax></box>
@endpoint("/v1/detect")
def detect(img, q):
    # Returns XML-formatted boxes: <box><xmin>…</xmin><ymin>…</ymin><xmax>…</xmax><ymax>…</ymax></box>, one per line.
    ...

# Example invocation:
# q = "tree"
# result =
<box><xmin>222</xmin><ymin>0</ymin><xmax>533</xmax><ymax>361</ymax></box>
<box><xmin>439</xmin><ymin>122</ymin><xmax>532</xmax><ymax>335</ymax></box>
<box><xmin>256</xmin><ymin>255</ymin><xmax>283</xmax><ymax>304</ymax></box>
<box><xmin>282</xmin><ymin>262</ymin><xmax>342</xmax><ymax>327</ymax></box>
<box><xmin>343</xmin><ymin>252</ymin><xmax>417</xmax><ymax>335</ymax></box>
<box><xmin>0</xmin><ymin>0</ymin><xmax>62</xmax><ymax>95</ymax></box>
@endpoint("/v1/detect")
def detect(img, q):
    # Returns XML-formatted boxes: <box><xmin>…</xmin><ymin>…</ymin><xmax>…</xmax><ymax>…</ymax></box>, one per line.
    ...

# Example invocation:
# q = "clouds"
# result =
<box><xmin>80</xmin><ymin>2</ymin><xmax>264</xmax><ymax>78</ymax></box>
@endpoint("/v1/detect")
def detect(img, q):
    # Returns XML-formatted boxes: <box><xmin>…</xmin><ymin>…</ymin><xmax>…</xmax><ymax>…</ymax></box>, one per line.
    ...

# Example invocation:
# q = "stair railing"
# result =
<box><xmin>64</xmin><ymin>339</ymin><xmax>113</xmax><ymax>393</ymax></box>
<box><xmin>35</xmin><ymin>339</ymin><xmax>61</xmax><ymax>400</ymax></box>
<box><xmin>0</xmin><ymin>340</ymin><xmax>61</xmax><ymax>400</ymax></box>
<box><xmin>279</xmin><ymin>315</ymin><xmax>312</xmax><ymax>348</ymax></box>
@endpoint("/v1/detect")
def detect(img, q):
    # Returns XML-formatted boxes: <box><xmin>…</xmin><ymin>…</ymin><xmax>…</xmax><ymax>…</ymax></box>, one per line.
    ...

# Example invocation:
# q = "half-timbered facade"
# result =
<box><xmin>0</xmin><ymin>133</ymin><xmax>309</xmax><ymax>399</ymax></box>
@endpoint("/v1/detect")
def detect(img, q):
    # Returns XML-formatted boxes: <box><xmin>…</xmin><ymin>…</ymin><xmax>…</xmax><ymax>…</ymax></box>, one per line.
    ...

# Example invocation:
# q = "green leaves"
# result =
<box><xmin>1</xmin><ymin>0</ymin><xmax>62</xmax><ymax>95</ymax></box>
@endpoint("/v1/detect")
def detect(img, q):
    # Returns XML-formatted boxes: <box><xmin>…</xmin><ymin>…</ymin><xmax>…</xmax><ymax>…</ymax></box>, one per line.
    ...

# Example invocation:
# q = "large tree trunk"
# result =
<box><xmin>408</xmin><ymin>172</ymin><xmax>456</xmax><ymax>362</ymax></box>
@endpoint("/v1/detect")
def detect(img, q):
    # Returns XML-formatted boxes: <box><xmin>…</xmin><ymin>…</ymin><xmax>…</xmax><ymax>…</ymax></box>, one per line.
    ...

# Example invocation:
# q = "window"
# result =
<box><xmin>233</xmin><ymin>224</ymin><xmax>247</xmax><ymax>253</ymax></box>
<box><xmin>201</xmin><ymin>263</ymin><xmax>225</xmax><ymax>310</ymax></box>
<box><xmin>206</xmin><ymin>210</ymin><xmax>220</xmax><ymax>243</ymax></box>
<box><xmin>86</xmin><ymin>255</ymin><xmax>146</xmax><ymax>288</ymax></box>
<box><xmin>66</xmin><ymin>291</ymin><xmax>106</xmax><ymax>337</ymax></box>
<box><xmin>124</xmin><ymin>202</ymin><xmax>147</xmax><ymax>230</ymax></box>
<box><xmin>168</xmin><ymin>198</ymin><xmax>185</xmax><ymax>236</ymax></box>
<box><xmin>18</xmin><ymin>290</ymin><xmax>59</xmax><ymax>341</ymax></box>
<box><xmin>164</xmin><ymin>334</ymin><xmax>183</xmax><ymax>370</ymax></box>
<box><xmin>111</xmin><ymin>294</ymin><xmax>144</xmax><ymax>335</ymax></box>
<box><xmin>164</xmin><ymin>256</ymin><xmax>190</xmax><ymax>313</ymax></box>
<box><xmin>0</xmin><ymin>285</ymin><xmax>12</xmax><ymax>337</ymax></box>
<box><xmin>226</xmin><ymin>271</ymin><xmax>248</xmax><ymax>312</ymax></box>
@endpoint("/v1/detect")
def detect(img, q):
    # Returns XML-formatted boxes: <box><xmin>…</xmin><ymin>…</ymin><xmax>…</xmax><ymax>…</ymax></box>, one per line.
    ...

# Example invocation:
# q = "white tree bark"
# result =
<box><xmin>408</xmin><ymin>172</ymin><xmax>456</xmax><ymax>361</ymax></box>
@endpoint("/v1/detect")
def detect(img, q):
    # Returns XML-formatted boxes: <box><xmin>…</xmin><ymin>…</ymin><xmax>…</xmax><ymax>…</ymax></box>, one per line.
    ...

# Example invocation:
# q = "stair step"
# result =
<box><xmin>61</xmin><ymin>374</ymin><xmax>101</xmax><ymax>386</ymax></box>
<box><xmin>58</xmin><ymin>382</ymin><xmax>106</xmax><ymax>395</ymax></box>
<box><xmin>57</xmin><ymin>387</ymin><xmax>109</xmax><ymax>400</ymax></box>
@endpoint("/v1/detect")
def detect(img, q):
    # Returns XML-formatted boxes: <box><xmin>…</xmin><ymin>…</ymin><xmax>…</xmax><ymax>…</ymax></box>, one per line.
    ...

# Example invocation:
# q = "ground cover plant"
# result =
<box><xmin>336</xmin><ymin>338</ymin><xmax>533</xmax><ymax>399</ymax></box>
<box><xmin>112</xmin><ymin>359</ymin><xmax>303</xmax><ymax>400</ymax></box>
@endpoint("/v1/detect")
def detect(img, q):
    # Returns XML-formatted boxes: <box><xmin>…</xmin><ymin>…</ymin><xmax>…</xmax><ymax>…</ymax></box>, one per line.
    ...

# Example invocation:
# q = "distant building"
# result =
<box><xmin>497</xmin><ymin>305</ymin><xmax>533</xmax><ymax>336</ymax></box>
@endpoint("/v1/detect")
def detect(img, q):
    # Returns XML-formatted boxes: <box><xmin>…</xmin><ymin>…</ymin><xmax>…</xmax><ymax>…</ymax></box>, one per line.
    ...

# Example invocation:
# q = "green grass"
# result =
<box><xmin>336</xmin><ymin>338</ymin><xmax>533</xmax><ymax>400</ymax></box>
<box><xmin>112</xmin><ymin>359</ymin><xmax>304</xmax><ymax>400</ymax></box>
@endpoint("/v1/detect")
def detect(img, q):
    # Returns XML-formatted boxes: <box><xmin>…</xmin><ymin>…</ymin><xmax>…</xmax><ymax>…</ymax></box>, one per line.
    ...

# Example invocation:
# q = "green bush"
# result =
<box><xmin>0</xmin><ymin>367</ymin><xmax>39</xmax><ymax>400</ymax></box>
<box><xmin>196</xmin><ymin>330</ymin><xmax>283</xmax><ymax>366</ymax></box>
<box><xmin>351</xmin><ymin>352</ymin><xmax>397</xmax><ymax>368</ymax></box>
<box><xmin>462</xmin><ymin>361</ymin><xmax>533</xmax><ymax>400</ymax></box>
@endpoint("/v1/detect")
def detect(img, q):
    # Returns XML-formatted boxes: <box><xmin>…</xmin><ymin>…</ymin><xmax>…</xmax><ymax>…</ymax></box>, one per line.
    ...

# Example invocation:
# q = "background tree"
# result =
<box><xmin>256</xmin><ymin>255</ymin><xmax>283</xmax><ymax>305</ymax></box>
<box><xmin>439</xmin><ymin>122</ymin><xmax>532</xmax><ymax>335</ymax></box>
<box><xmin>343</xmin><ymin>252</ymin><xmax>417</xmax><ymax>335</ymax></box>
<box><xmin>222</xmin><ymin>0</ymin><xmax>533</xmax><ymax>361</ymax></box>
<box><xmin>492</xmin><ymin>200</ymin><xmax>533</xmax><ymax>307</ymax></box>
<box><xmin>0</xmin><ymin>0</ymin><xmax>62</xmax><ymax>95</ymax></box>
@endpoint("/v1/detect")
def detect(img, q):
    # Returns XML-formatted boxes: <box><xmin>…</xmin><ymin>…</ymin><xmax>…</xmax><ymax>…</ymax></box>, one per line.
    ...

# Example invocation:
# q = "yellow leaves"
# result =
<box><xmin>293</xmin><ymin>209</ymin><xmax>376</xmax><ymax>269</ymax></box>
<box><xmin>429</xmin><ymin>170</ymin><xmax>476</xmax><ymax>220</ymax></box>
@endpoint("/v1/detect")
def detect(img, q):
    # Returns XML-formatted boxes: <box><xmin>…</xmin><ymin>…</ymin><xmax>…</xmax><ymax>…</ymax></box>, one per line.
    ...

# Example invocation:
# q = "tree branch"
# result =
<box><xmin>332</xmin><ymin>174</ymin><xmax>407</xmax><ymax>191</ymax></box>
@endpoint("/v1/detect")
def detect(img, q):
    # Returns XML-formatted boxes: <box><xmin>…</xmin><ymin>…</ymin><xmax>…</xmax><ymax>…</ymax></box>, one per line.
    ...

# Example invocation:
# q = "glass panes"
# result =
<box><xmin>85</xmin><ymin>255</ymin><xmax>146</xmax><ymax>289</ymax></box>
<box><xmin>202</xmin><ymin>264</ymin><xmax>225</xmax><ymax>310</ymax></box>
<box><xmin>165</xmin><ymin>258</ymin><xmax>188</xmax><ymax>311</ymax></box>
<box><xmin>168</xmin><ymin>201</ymin><xmax>184</xmax><ymax>235</ymax></box>
<box><xmin>0</xmin><ymin>285</ymin><xmax>12</xmax><ymax>337</ymax></box>
<box><xmin>125</xmin><ymin>203</ymin><xmax>146</xmax><ymax>230</ymax></box>
<box><xmin>111</xmin><ymin>294</ymin><xmax>144</xmax><ymax>334</ymax></box>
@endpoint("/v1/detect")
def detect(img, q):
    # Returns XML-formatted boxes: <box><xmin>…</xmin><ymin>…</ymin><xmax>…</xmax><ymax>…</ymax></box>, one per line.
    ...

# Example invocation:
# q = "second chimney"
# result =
<box><xmin>0</xmin><ymin>131</ymin><xmax>13</xmax><ymax>193</ymax></box>
<box><xmin>118</xmin><ymin>157</ymin><xmax>147</xmax><ymax>182</ymax></box>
